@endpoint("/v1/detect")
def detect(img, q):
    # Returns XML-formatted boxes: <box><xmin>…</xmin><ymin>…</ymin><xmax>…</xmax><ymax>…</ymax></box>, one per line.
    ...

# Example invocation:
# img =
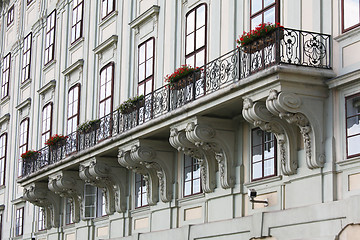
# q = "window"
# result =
<box><xmin>101</xmin><ymin>0</ymin><xmax>115</xmax><ymax>19</ymax></box>
<box><xmin>7</xmin><ymin>5</ymin><xmax>14</xmax><ymax>26</ymax></box>
<box><xmin>2</xmin><ymin>53</ymin><xmax>11</xmax><ymax>99</ymax></box>
<box><xmin>15</xmin><ymin>207</ymin><xmax>24</xmax><ymax>236</ymax></box>
<box><xmin>19</xmin><ymin>118</ymin><xmax>29</xmax><ymax>177</ymax></box>
<box><xmin>67</xmin><ymin>84</ymin><xmax>80</xmax><ymax>134</ymax></box>
<box><xmin>185</xmin><ymin>4</ymin><xmax>207</xmax><ymax>68</ymax></box>
<box><xmin>346</xmin><ymin>93</ymin><xmax>360</xmax><ymax>158</ymax></box>
<box><xmin>250</xmin><ymin>0</ymin><xmax>279</xmax><ymax>29</ymax></box>
<box><xmin>138</xmin><ymin>38</ymin><xmax>154</xmax><ymax>96</ymax></box>
<box><xmin>71</xmin><ymin>0</ymin><xmax>84</xmax><ymax>43</ymax></box>
<box><xmin>38</xmin><ymin>208</ymin><xmax>45</xmax><ymax>231</ymax></box>
<box><xmin>342</xmin><ymin>0</ymin><xmax>360</xmax><ymax>32</ymax></box>
<box><xmin>0</xmin><ymin>134</ymin><xmax>7</xmax><ymax>186</ymax></box>
<box><xmin>99</xmin><ymin>63</ymin><xmax>114</xmax><ymax>118</ymax></box>
<box><xmin>41</xmin><ymin>103</ymin><xmax>52</xmax><ymax>148</ymax></box>
<box><xmin>184</xmin><ymin>155</ymin><xmax>202</xmax><ymax>197</ymax></box>
<box><xmin>65</xmin><ymin>198</ymin><xmax>73</xmax><ymax>225</ymax></box>
<box><xmin>45</xmin><ymin>10</ymin><xmax>56</xmax><ymax>65</ymax></box>
<box><xmin>251</xmin><ymin>128</ymin><xmax>277</xmax><ymax>181</ymax></box>
<box><xmin>84</xmin><ymin>184</ymin><xmax>106</xmax><ymax>219</ymax></box>
<box><xmin>22</xmin><ymin>33</ymin><xmax>32</xmax><ymax>82</ymax></box>
<box><xmin>135</xmin><ymin>173</ymin><xmax>148</xmax><ymax>208</ymax></box>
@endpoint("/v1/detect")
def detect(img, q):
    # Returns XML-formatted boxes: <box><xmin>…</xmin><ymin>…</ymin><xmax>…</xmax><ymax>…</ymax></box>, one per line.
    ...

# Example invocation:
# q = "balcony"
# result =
<box><xmin>20</xmin><ymin>28</ymin><xmax>332</xmax><ymax>179</ymax></box>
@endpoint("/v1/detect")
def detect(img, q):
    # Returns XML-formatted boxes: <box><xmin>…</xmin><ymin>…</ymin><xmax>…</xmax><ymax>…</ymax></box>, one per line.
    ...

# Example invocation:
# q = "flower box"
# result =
<box><xmin>45</xmin><ymin>134</ymin><xmax>68</xmax><ymax>147</ymax></box>
<box><xmin>165</xmin><ymin>65</ymin><xmax>201</xmax><ymax>90</ymax></box>
<box><xmin>118</xmin><ymin>95</ymin><xmax>145</xmax><ymax>114</ymax></box>
<box><xmin>77</xmin><ymin>119</ymin><xmax>101</xmax><ymax>133</ymax></box>
<box><xmin>21</xmin><ymin>150</ymin><xmax>40</xmax><ymax>160</ymax></box>
<box><xmin>237</xmin><ymin>23</ymin><xmax>284</xmax><ymax>54</ymax></box>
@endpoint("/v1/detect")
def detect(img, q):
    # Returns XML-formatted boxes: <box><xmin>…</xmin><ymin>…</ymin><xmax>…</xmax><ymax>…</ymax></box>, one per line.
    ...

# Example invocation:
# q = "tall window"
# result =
<box><xmin>343</xmin><ymin>0</ymin><xmax>360</xmax><ymax>32</ymax></box>
<box><xmin>84</xmin><ymin>184</ymin><xmax>106</xmax><ymax>218</ymax></box>
<box><xmin>19</xmin><ymin>119</ymin><xmax>29</xmax><ymax>177</ymax></box>
<box><xmin>38</xmin><ymin>208</ymin><xmax>45</xmax><ymax>231</ymax></box>
<box><xmin>99</xmin><ymin>63</ymin><xmax>114</xmax><ymax>118</ymax></box>
<box><xmin>22</xmin><ymin>33</ymin><xmax>32</xmax><ymax>83</ymax></box>
<box><xmin>251</xmin><ymin>128</ymin><xmax>277</xmax><ymax>181</ymax></box>
<box><xmin>135</xmin><ymin>173</ymin><xmax>148</xmax><ymax>208</ymax></box>
<box><xmin>15</xmin><ymin>207</ymin><xmax>24</xmax><ymax>236</ymax></box>
<box><xmin>2</xmin><ymin>53</ymin><xmax>11</xmax><ymax>99</ymax></box>
<box><xmin>41</xmin><ymin>103</ymin><xmax>52</xmax><ymax>148</ymax></box>
<box><xmin>138</xmin><ymin>38</ymin><xmax>154</xmax><ymax>96</ymax></box>
<box><xmin>346</xmin><ymin>93</ymin><xmax>360</xmax><ymax>158</ymax></box>
<box><xmin>45</xmin><ymin>10</ymin><xmax>56</xmax><ymax>65</ymax></box>
<box><xmin>0</xmin><ymin>134</ymin><xmax>7</xmax><ymax>186</ymax></box>
<box><xmin>65</xmin><ymin>198</ymin><xmax>73</xmax><ymax>225</ymax></box>
<box><xmin>71</xmin><ymin>0</ymin><xmax>84</xmax><ymax>43</ymax></box>
<box><xmin>250</xmin><ymin>0</ymin><xmax>279</xmax><ymax>29</ymax></box>
<box><xmin>184</xmin><ymin>155</ymin><xmax>202</xmax><ymax>197</ymax></box>
<box><xmin>67</xmin><ymin>84</ymin><xmax>80</xmax><ymax>134</ymax></box>
<box><xmin>185</xmin><ymin>4</ymin><xmax>207</xmax><ymax>68</ymax></box>
<box><xmin>7</xmin><ymin>5</ymin><xmax>14</xmax><ymax>26</ymax></box>
<box><xmin>101</xmin><ymin>0</ymin><xmax>115</xmax><ymax>19</ymax></box>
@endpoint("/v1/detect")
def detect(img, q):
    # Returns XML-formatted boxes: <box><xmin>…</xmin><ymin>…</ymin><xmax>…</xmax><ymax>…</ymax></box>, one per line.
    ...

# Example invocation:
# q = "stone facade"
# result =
<box><xmin>0</xmin><ymin>0</ymin><xmax>358</xmax><ymax>240</ymax></box>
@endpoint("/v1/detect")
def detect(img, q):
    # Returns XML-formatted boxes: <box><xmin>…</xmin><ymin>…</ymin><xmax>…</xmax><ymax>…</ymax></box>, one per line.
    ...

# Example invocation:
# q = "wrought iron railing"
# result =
<box><xmin>21</xmin><ymin>28</ymin><xmax>331</xmax><ymax>177</ymax></box>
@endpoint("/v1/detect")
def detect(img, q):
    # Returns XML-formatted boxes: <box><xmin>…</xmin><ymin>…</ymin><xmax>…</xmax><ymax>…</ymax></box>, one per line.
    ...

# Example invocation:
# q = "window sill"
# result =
<box><xmin>338</xmin><ymin>155</ymin><xmax>360</xmax><ymax>167</ymax></box>
<box><xmin>93</xmin><ymin>215</ymin><xmax>109</xmax><ymax>223</ymax></box>
<box><xmin>130</xmin><ymin>205</ymin><xmax>150</xmax><ymax>216</ymax></box>
<box><xmin>34</xmin><ymin>229</ymin><xmax>47</xmax><ymax>235</ymax></box>
<box><xmin>0</xmin><ymin>96</ymin><xmax>10</xmax><ymax>105</ymax></box>
<box><xmin>244</xmin><ymin>175</ymin><xmax>282</xmax><ymax>188</ymax></box>
<box><xmin>0</xmin><ymin>185</ymin><xmax>5</xmax><ymax>191</ymax></box>
<box><xmin>178</xmin><ymin>192</ymin><xmax>205</xmax><ymax>205</ymax></box>
<box><xmin>6</xmin><ymin>22</ymin><xmax>14</xmax><ymax>31</ymax></box>
<box><xmin>99</xmin><ymin>10</ymin><xmax>118</xmax><ymax>28</ymax></box>
<box><xmin>20</xmin><ymin>78</ymin><xmax>32</xmax><ymax>90</ymax></box>
<box><xmin>26</xmin><ymin>0</ymin><xmax>36</xmax><ymax>10</ymax></box>
<box><xmin>69</xmin><ymin>37</ymin><xmax>84</xmax><ymax>52</ymax></box>
<box><xmin>43</xmin><ymin>59</ymin><xmax>56</xmax><ymax>72</ymax></box>
<box><xmin>334</xmin><ymin>26</ymin><xmax>360</xmax><ymax>42</ymax></box>
<box><xmin>62</xmin><ymin>223</ymin><xmax>76</xmax><ymax>230</ymax></box>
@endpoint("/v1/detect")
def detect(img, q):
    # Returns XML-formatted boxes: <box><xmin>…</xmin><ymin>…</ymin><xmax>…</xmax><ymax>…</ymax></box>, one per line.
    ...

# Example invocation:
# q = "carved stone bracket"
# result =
<box><xmin>266</xmin><ymin>89</ymin><xmax>325</xmax><ymax>169</ymax></box>
<box><xmin>79</xmin><ymin>157</ymin><xmax>128</xmax><ymax>214</ymax></box>
<box><xmin>118</xmin><ymin>140</ymin><xmax>174</xmax><ymax>204</ymax></box>
<box><xmin>23</xmin><ymin>182</ymin><xmax>60</xmax><ymax>229</ymax></box>
<box><xmin>242</xmin><ymin>98</ymin><xmax>298</xmax><ymax>175</ymax></box>
<box><xmin>48</xmin><ymin>171</ymin><xmax>84</xmax><ymax>223</ymax></box>
<box><xmin>170</xmin><ymin>117</ymin><xmax>236</xmax><ymax>190</ymax></box>
<box><xmin>169</xmin><ymin>128</ymin><xmax>216</xmax><ymax>193</ymax></box>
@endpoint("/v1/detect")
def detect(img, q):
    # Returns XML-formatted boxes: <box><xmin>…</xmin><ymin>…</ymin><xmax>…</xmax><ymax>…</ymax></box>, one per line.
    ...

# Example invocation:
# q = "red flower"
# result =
<box><xmin>45</xmin><ymin>134</ymin><xmax>68</xmax><ymax>146</ymax></box>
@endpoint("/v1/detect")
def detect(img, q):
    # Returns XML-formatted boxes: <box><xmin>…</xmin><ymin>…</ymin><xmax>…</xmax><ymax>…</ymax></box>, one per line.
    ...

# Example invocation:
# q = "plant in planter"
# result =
<box><xmin>45</xmin><ymin>134</ymin><xmax>68</xmax><ymax>146</ymax></box>
<box><xmin>118</xmin><ymin>95</ymin><xmax>145</xmax><ymax>114</ymax></box>
<box><xmin>77</xmin><ymin>119</ymin><xmax>101</xmax><ymax>133</ymax></box>
<box><xmin>21</xmin><ymin>150</ymin><xmax>40</xmax><ymax>160</ymax></box>
<box><xmin>237</xmin><ymin>22</ymin><xmax>284</xmax><ymax>53</ymax></box>
<box><xmin>165</xmin><ymin>65</ymin><xmax>201</xmax><ymax>90</ymax></box>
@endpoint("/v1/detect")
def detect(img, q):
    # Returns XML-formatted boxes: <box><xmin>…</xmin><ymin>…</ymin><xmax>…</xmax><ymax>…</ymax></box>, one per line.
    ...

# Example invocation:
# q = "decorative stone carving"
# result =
<box><xmin>118</xmin><ymin>140</ymin><xmax>174</xmax><ymax>204</ymax></box>
<box><xmin>170</xmin><ymin>117</ymin><xmax>236</xmax><ymax>190</ymax></box>
<box><xmin>242</xmin><ymin>98</ymin><xmax>298</xmax><ymax>175</ymax></box>
<box><xmin>23</xmin><ymin>182</ymin><xmax>60</xmax><ymax>229</ymax></box>
<box><xmin>79</xmin><ymin>157</ymin><xmax>128</xmax><ymax>214</ymax></box>
<box><xmin>48</xmin><ymin>171</ymin><xmax>84</xmax><ymax>223</ymax></box>
<box><xmin>169</xmin><ymin>128</ymin><xmax>216</xmax><ymax>193</ymax></box>
<box><xmin>266</xmin><ymin>89</ymin><xmax>325</xmax><ymax>169</ymax></box>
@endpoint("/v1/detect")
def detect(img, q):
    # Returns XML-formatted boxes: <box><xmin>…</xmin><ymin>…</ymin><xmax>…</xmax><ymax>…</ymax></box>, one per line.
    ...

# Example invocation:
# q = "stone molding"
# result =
<box><xmin>79</xmin><ymin>157</ymin><xmax>128</xmax><ymax>214</ymax></box>
<box><xmin>23</xmin><ymin>182</ymin><xmax>60</xmax><ymax>229</ymax></box>
<box><xmin>169</xmin><ymin>117</ymin><xmax>236</xmax><ymax>190</ymax></box>
<box><xmin>48</xmin><ymin>171</ymin><xmax>84</xmax><ymax>223</ymax></box>
<box><xmin>242</xmin><ymin>98</ymin><xmax>298</xmax><ymax>175</ymax></box>
<box><xmin>118</xmin><ymin>140</ymin><xmax>174</xmax><ymax>204</ymax></box>
<box><xmin>266</xmin><ymin>89</ymin><xmax>325</xmax><ymax>169</ymax></box>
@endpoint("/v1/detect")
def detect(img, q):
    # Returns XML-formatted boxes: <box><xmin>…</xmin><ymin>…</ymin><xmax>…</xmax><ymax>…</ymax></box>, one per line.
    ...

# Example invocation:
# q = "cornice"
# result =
<box><xmin>62</xmin><ymin>59</ymin><xmax>84</xmax><ymax>76</ymax></box>
<box><xmin>16</xmin><ymin>97</ymin><xmax>31</xmax><ymax>110</ymax></box>
<box><xmin>93</xmin><ymin>35</ymin><xmax>118</xmax><ymax>54</ymax></box>
<box><xmin>129</xmin><ymin>5</ymin><xmax>160</xmax><ymax>29</ymax></box>
<box><xmin>38</xmin><ymin>80</ymin><xmax>56</xmax><ymax>96</ymax></box>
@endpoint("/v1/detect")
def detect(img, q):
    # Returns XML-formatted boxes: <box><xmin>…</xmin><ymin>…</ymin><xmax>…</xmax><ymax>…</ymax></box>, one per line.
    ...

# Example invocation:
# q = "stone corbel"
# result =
<box><xmin>266</xmin><ymin>89</ymin><xmax>325</xmax><ymax>169</ymax></box>
<box><xmin>79</xmin><ymin>157</ymin><xmax>128</xmax><ymax>214</ymax></box>
<box><xmin>48</xmin><ymin>171</ymin><xmax>84</xmax><ymax>223</ymax></box>
<box><xmin>185</xmin><ymin>121</ymin><xmax>236</xmax><ymax>189</ymax></box>
<box><xmin>242</xmin><ymin>98</ymin><xmax>298</xmax><ymax>175</ymax></box>
<box><xmin>118</xmin><ymin>147</ymin><xmax>159</xmax><ymax>205</ymax></box>
<box><xmin>23</xmin><ymin>182</ymin><xmax>60</xmax><ymax>229</ymax></box>
<box><xmin>169</xmin><ymin>128</ymin><xmax>216</xmax><ymax>193</ymax></box>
